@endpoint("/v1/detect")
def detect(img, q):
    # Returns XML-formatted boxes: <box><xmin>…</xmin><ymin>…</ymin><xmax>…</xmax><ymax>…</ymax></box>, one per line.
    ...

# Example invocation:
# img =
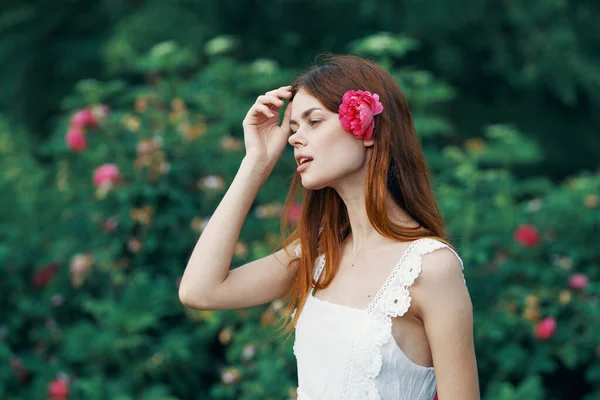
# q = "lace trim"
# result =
<box><xmin>340</xmin><ymin>238</ymin><xmax>461</xmax><ymax>400</ymax></box>
<box><xmin>291</xmin><ymin>245</ymin><xmax>326</xmax><ymax>323</ymax></box>
<box><xmin>312</xmin><ymin>253</ymin><xmax>326</xmax><ymax>284</ymax></box>
<box><xmin>367</xmin><ymin>238</ymin><xmax>452</xmax><ymax>317</ymax></box>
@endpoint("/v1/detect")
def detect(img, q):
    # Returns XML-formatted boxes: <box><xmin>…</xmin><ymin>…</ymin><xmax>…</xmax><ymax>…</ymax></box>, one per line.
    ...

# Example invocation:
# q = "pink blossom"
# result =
<box><xmin>48</xmin><ymin>377</ymin><xmax>69</xmax><ymax>399</ymax></box>
<box><xmin>93</xmin><ymin>163</ymin><xmax>121</xmax><ymax>188</ymax></box>
<box><xmin>513</xmin><ymin>224</ymin><xmax>540</xmax><ymax>248</ymax></box>
<box><xmin>70</xmin><ymin>109</ymin><xmax>97</xmax><ymax>129</ymax></box>
<box><xmin>65</xmin><ymin>127</ymin><xmax>87</xmax><ymax>151</ymax></box>
<box><xmin>286</xmin><ymin>203</ymin><xmax>302</xmax><ymax>222</ymax></box>
<box><xmin>569</xmin><ymin>273</ymin><xmax>589</xmax><ymax>290</ymax></box>
<box><xmin>338</xmin><ymin>90</ymin><xmax>384</xmax><ymax>139</ymax></box>
<box><xmin>534</xmin><ymin>317</ymin><xmax>556</xmax><ymax>340</ymax></box>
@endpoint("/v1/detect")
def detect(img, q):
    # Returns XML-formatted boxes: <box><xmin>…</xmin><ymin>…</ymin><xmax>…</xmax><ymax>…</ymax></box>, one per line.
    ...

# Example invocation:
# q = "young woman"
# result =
<box><xmin>179</xmin><ymin>55</ymin><xmax>480</xmax><ymax>400</ymax></box>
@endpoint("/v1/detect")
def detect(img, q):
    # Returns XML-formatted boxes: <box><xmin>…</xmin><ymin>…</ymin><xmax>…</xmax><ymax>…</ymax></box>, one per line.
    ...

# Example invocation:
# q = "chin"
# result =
<box><xmin>299</xmin><ymin>179</ymin><xmax>328</xmax><ymax>191</ymax></box>
<box><xmin>298</xmin><ymin>173</ymin><xmax>328</xmax><ymax>190</ymax></box>
<box><xmin>299</xmin><ymin>171</ymin><xmax>341</xmax><ymax>191</ymax></box>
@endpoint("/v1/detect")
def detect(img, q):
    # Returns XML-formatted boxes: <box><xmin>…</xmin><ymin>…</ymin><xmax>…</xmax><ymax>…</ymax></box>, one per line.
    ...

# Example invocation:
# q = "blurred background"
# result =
<box><xmin>0</xmin><ymin>1</ymin><xmax>598</xmax><ymax>399</ymax></box>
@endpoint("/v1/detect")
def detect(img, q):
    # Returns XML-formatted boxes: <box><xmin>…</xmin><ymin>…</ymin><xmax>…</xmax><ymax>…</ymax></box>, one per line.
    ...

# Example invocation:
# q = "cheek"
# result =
<box><xmin>322</xmin><ymin>134</ymin><xmax>366</xmax><ymax>164</ymax></box>
<box><xmin>313</xmin><ymin>141</ymin><xmax>367</xmax><ymax>177</ymax></box>
<box><xmin>325</xmin><ymin>144</ymin><xmax>362</xmax><ymax>163</ymax></box>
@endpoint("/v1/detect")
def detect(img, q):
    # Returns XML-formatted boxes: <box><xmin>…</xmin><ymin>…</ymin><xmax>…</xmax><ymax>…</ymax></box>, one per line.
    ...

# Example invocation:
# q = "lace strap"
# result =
<box><xmin>366</xmin><ymin>238</ymin><xmax>465</xmax><ymax>318</ymax></box>
<box><xmin>294</xmin><ymin>243</ymin><xmax>326</xmax><ymax>288</ymax></box>
<box><xmin>294</xmin><ymin>243</ymin><xmax>302</xmax><ymax>258</ymax></box>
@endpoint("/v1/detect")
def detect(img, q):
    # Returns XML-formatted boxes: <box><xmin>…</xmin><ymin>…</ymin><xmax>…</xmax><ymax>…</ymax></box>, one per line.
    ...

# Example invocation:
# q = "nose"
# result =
<box><xmin>288</xmin><ymin>129</ymin><xmax>306</xmax><ymax>147</ymax></box>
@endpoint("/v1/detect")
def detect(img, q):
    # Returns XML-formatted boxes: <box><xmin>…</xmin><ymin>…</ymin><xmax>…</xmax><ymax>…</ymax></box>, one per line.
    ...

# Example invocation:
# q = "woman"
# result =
<box><xmin>179</xmin><ymin>54</ymin><xmax>480</xmax><ymax>400</ymax></box>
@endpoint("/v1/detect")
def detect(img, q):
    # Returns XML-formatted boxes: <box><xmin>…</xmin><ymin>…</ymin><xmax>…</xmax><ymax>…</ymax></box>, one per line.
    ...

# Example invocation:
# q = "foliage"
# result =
<box><xmin>1</xmin><ymin>0</ymin><xmax>599</xmax><ymax>179</ymax></box>
<box><xmin>0</xmin><ymin>33</ymin><xmax>598</xmax><ymax>400</ymax></box>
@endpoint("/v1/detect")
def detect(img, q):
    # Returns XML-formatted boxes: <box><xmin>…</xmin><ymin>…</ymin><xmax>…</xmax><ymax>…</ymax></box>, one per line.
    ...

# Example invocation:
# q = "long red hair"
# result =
<box><xmin>276</xmin><ymin>54</ymin><xmax>450</xmax><ymax>337</ymax></box>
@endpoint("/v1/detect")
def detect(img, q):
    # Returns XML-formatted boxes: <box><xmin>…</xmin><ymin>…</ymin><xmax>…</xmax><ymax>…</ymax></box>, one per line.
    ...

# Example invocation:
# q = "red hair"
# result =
<box><xmin>276</xmin><ymin>54</ymin><xmax>450</xmax><ymax>337</ymax></box>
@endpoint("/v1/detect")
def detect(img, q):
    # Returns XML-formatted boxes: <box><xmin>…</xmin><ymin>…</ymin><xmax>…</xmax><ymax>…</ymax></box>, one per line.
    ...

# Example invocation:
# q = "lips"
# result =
<box><xmin>295</xmin><ymin>155</ymin><xmax>314</xmax><ymax>166</ymax></box>
<box><xmin>296</xmin><ymin>158</ymin><xmax>313</xmax><ymax>172</ymax></box>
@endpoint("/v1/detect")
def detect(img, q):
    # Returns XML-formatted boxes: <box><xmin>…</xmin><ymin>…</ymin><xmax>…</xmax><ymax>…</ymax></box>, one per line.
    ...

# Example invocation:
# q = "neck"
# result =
<box><xmin>338</xmin><ymin>192</ymin><xmax>417</xmax><ymax>254</ymax></box>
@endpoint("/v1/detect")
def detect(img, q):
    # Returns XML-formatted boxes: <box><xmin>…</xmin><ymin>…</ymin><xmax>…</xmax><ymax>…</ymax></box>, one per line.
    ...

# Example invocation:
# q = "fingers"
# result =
<box><xmin>256</xmin><ymin>95</ymin><xmax>284</xmax><ymax>110</ymax></box>
<box><xmin>256</xmin><ymin>86</ymin><xmax>293</xmax><ymax>109</ymax></box>
<box><xmin>253</xmin><ymin>103</ymin><xmax>275</xmax><ymax>118</ymax></box>
<box><xmin>245</xmin><ymin>86</ymin><xmax>293</xmax><ymax>123</ymax></box>
<box><xmin>280</xmin><ymin>101</ymin><xmax>293</xmax><ymax>132</ymax></box>
<box><xmin>266</xmin><ymin>85</ymin><xmax>293</xmax><ymax>99</ymax></box>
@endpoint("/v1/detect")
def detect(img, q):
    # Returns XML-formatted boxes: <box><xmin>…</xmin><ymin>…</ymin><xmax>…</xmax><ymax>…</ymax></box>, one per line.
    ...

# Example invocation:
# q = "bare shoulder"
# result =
<box><xmin>409</xmin><ymin>245</ymin><xmax>471</xmax><ymax>319</ymax></box>
<box><xmin>408</xmin><ymin>243</ymin><xmax>480</xmax><ymax>398</ymax></box>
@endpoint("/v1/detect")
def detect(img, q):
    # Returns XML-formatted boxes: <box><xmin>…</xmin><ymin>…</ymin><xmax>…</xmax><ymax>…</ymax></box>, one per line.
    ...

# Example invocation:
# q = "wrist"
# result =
<box><xmin>240</xmin><ymin>156</ymin><xmax>273</xmax><ymax>182</ymax></box>
<box><xmin>241</xmin><ymin>156</ymin><xmax>273</xmax><ymax>174</ymax></box>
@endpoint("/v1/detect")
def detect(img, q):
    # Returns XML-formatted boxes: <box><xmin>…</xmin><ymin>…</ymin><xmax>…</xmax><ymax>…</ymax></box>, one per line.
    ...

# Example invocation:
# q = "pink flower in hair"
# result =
<box><xmin>338</xmin><ymin>90</ymin><xmax>384</xmax><ymax>139</ymax></box>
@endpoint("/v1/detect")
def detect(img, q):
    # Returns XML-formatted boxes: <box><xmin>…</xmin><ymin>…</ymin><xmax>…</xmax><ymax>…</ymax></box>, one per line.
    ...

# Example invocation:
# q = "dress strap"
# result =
<box><xmin>366</xmin><ymin>237</ymin><xmax>465</xmax><ymax>318</ymax></box>
<box><xmin>294</xmin><ymin>243</ymin><xmax>326</xmax><ymax>293</ymax></box>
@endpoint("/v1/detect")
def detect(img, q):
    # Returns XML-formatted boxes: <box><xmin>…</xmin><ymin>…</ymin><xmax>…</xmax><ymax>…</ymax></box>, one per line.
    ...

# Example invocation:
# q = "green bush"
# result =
<box><xmin>0</xmin><ymin>35</ymin><xmax>598</xmax><ymax>400</ymax></box>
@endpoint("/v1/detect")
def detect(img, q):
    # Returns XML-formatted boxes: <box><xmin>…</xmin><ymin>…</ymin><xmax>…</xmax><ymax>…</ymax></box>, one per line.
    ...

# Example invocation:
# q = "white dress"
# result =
<box><xmin>292</xmin><ymin>237</ymin><xmax>465</xmax><ymax>400</ymax></box>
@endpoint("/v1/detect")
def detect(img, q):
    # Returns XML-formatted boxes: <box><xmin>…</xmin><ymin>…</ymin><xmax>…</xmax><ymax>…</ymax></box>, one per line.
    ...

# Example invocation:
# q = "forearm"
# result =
<box><xmin>178</xmin><ymin>156</ymin><xmax>270</xmax><ymax>303</ymax></box>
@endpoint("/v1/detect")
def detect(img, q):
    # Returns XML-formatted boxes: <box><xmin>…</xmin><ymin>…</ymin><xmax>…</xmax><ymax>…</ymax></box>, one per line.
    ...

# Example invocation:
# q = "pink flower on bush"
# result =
<box><xmin>70</xmin><ymin>109</ymin><xmax>97</xmax><ymax>129</ymax></box>
<box><xmin>534</xmin><ymin>317</ymin><xmax>556</xmax><ymax>340</ymax></box>
<box><xmin>70</xmin><ymin>104</ymin><xmax>110</xmax><ymax>131</ymax></box>
<box><xmin>65</xmin><ymin>126</ymin><xmax>87</xmax><ymax>151</ymax></box>
<box><xmin>338</xmin><ymin>89</ymin><xmax>384</xmax><ymax>139</ymax></box>
<box><xmin>286</xmin><ymin>203</ymin><xmax>302</xmax><ymax>222</ymax></box>
<box><xmin>513</xmin><ymin>224</ymin><xmax>540</xmax><ymax>248</ymax></box>
<box><xmin>569</xmin><ymin>273</ymin><xmax>589</xmax><ymax>290</ymax></box>
<box><xmin>93</xmin><ymin>163</ymin><xmax>122</xmax><ymax>188</ymax></box>
<box><xmin>48</xmin><ymin>376</ymin><xmax>69</xmax><ymax>399</ymax></box>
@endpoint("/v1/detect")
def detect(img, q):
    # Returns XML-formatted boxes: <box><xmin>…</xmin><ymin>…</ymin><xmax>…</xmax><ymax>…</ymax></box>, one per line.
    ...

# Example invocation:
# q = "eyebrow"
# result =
<box><xmin>289</xmin><ymin>107</ymin><xmax>322</xmax><ymax>126</ymax></box>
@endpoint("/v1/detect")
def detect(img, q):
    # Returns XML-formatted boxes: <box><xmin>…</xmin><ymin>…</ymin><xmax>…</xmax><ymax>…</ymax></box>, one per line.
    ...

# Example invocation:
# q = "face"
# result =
<box><xmin>288</xmin><ymin>89</ymin><xmax>374</xmax><ymax>191</ymax></box>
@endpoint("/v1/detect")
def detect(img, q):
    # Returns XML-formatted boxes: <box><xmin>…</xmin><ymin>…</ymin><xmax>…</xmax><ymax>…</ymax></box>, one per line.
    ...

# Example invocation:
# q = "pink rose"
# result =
<box><xmin>93</xmin><ymin>163</ymin><xmax>122</xmax><ymax>188</ymax></box>
<box><xmin>569</xmin><ymin>273</ymin><xmax>589</xmax><ymax>290</ymax></box>
<box><xmin>338</xmin><ymin>90</ymin><xmax>384</xmax><ymax>139</ymax></box>
<box><xmin>48</xmin><ymin>377</ymin><xmax>69</xmax><ymax>399</ymax></box>
<box><xmin>534</xmin><ymin>317</ymin><xmax>556</xmax><ymax>340</ymax></box>
<box><xmin>513</xmin><ymin>224</ymin><xmax>540</xmax><ymax>248</ymax></box>
<box><xmin>65</xmin><ymin>126</ymin><xmax>87</xmax><ymax>151</ymax></box>
<box><xmin>70</xmin><ymin>109</ymin><xmax>97</xmax><ymax>129</ymax></box>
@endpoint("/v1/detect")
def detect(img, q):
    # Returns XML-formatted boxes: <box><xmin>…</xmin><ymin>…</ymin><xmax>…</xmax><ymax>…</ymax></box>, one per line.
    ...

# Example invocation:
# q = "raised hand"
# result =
<box><xmin>242</xmin><ymin>85</ymin><xmax>293</xmax><ymax>170</ymax></box>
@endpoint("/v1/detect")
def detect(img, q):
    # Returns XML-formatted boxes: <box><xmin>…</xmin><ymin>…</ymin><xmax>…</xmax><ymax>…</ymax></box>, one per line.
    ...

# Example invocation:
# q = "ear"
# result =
<box><xmin>363</xmin><ymin>139</ymin><xmax>374</xmax><ymax>147</ymax></box>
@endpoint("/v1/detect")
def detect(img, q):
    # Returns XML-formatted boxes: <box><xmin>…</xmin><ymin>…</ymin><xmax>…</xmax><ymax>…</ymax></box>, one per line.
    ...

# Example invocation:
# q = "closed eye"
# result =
<box><xmin>289</xmin><ymin>120</ymin><xmax>322</xmax><ymax>136</ymax></box>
